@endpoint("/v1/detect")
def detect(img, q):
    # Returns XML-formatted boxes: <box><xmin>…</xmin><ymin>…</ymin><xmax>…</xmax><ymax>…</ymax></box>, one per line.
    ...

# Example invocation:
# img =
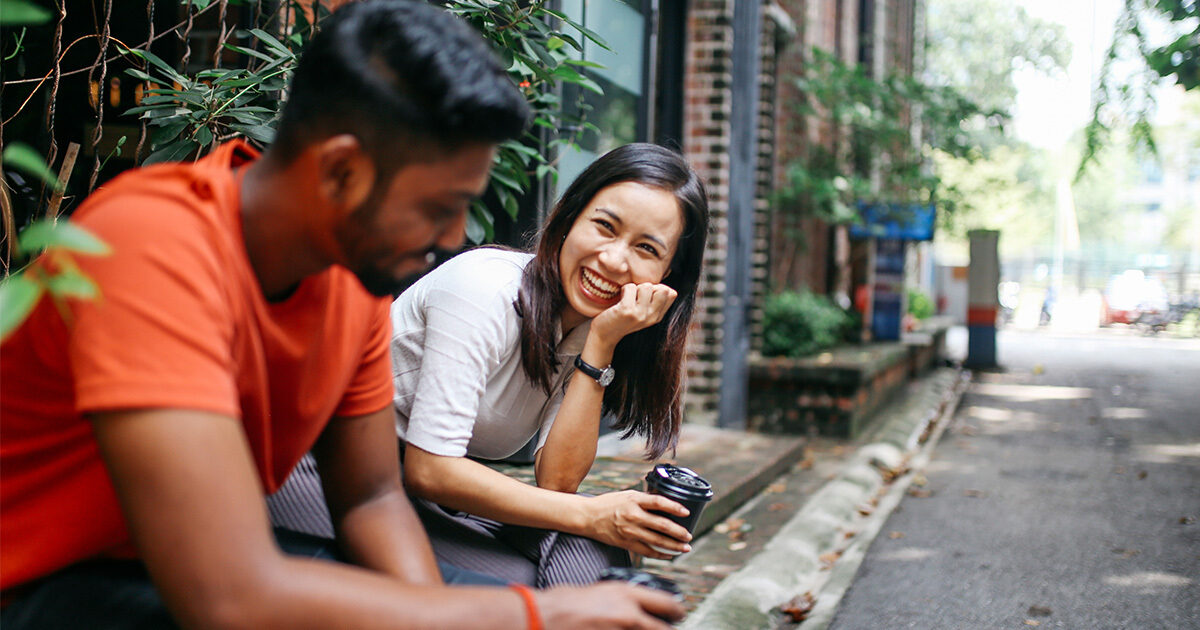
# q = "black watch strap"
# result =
<box><xmin>574</xmin><ymin>355</ymin><xmax>615</xmax><ymax>387</ymax></box>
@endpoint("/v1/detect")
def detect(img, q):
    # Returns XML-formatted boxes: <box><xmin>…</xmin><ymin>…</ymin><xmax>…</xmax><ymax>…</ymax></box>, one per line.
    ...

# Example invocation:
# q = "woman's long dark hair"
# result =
<box><xmin>516</xmin><ymin>143</ymin><xmax>709</xmax><ymax>459</ymax></box>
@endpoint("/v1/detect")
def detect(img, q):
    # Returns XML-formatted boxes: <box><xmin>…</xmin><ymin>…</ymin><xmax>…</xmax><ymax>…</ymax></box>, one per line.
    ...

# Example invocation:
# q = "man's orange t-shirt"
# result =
<box><xmin>0</xmin><ymin>141</ymin><xmax>394</xmax><ymax>592</ymax></box>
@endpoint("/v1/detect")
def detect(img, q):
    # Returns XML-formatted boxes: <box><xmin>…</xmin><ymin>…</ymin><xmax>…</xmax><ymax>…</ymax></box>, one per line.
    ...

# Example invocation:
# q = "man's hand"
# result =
<box><xmin>538</xmin><ymin>582</ymin><xmax>686</xmax><ymax>629</ymax></box>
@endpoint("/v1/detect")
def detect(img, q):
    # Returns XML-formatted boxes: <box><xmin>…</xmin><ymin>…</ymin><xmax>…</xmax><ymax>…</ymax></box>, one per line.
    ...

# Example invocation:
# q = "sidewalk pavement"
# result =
<box><xmin>676</xmin><ymin>367</ymin><xmax>968</xmax><ymax>628</ymax></box>
<box><xmin>487</xmin><ymin>365</ymin><xmax>969</xmax><ymax>626</ymax></box>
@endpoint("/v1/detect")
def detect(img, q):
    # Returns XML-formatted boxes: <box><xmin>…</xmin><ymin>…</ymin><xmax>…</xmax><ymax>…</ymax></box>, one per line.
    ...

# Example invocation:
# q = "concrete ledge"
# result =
<box><xmin>486</xmin><ymin>426</ymin><xmax>805</xmax><ymax>540</ymax></box>
<box><xmin>682</xmin><ymin>368</ymin><xmax>967</xmax><ymax>629</ymax></box>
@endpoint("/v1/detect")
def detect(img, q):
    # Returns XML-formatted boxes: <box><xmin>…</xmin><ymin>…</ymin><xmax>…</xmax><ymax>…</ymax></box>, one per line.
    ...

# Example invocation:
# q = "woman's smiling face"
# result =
<box><xmin>558</xmin><ymin>181</ymin><xmax>685</xmax><ymax>330</ymax></box>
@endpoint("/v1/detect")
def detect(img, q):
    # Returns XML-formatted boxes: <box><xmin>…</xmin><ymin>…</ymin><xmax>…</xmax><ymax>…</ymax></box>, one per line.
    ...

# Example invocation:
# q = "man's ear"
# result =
<box><xmin>314</xmin><ymin>134</ymin><xmax>375</xmax><ymax>215</ymax></box>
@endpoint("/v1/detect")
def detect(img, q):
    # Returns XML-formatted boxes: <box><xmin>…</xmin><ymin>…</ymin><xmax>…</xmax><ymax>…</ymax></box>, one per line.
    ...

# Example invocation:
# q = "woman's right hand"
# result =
<box><xmin>581</xmin><ymin>490</ymin><xmax>694</xmax><ymax>559</ymax></box>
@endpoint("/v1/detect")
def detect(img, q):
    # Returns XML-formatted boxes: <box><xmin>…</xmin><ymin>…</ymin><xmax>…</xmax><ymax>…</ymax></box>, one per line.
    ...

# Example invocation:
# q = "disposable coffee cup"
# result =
<box><xmin>644</xmin><ymin>464</ymin><xmax>714</xmax><ymax>538</ymax></box>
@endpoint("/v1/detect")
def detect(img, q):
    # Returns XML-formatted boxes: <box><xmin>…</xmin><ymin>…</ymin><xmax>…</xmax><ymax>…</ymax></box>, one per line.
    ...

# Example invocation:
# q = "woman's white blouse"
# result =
<box><xmin>390</xmin><ymin>248</ymin><xmax>589</xmax><ymax>460</ymax></box>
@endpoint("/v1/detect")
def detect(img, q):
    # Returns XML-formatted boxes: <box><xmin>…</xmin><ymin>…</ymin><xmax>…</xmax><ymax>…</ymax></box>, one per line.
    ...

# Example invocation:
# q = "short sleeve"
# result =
<box><xmin>398</xmin><ymin>258</ymin><xmax>521</xmax><ymax>457</ymax></box>
<box><xmin>334</xmin><ymin>298</ymin><xmax>394</xmax><ymax>418</ymax></box>
<box><xmin>68</xmin><ymin>190</ymin><xmax>238</xmax><ymax>417</ymax></box>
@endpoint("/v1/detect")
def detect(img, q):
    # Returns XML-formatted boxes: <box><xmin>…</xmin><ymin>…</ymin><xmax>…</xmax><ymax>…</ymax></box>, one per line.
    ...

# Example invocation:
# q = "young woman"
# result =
<box><xmin>270</xmin><ymin>143</ymin><xmax>709</xmax><ymax>587</ymax></box>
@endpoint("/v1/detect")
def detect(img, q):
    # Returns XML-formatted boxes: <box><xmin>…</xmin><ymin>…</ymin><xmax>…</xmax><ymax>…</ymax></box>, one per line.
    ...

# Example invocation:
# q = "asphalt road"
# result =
<box><xmin>828</xmin><ymin>328</ymin><xmax>1200</xmax><ymax>629</ymax></box>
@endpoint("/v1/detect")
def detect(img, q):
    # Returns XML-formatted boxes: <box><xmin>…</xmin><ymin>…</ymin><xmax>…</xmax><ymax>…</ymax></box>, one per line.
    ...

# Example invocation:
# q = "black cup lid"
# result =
<box><xmin>645</xmin><ymin>464</ymin><xmax>713</xmax><ymax>500</ymax></box>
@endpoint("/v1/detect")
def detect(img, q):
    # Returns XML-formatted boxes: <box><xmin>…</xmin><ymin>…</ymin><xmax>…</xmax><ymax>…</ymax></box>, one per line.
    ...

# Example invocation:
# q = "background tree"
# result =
<box><xmin>1079</xmin><ymin>0</ymin><xmax>1200</xmax><ymax>177</ymax></box>
<box><xmin>922</xmin><ymin>0</ymin><xmax>1070</xmax><ymax>247</ymax></box>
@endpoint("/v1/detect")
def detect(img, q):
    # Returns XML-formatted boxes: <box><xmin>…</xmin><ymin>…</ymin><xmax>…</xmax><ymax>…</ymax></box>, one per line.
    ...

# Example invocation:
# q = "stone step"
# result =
<box><xmin>489</xmin><ymin>425</ymin><xmax>807</xmax><ymax>541</ymax></box>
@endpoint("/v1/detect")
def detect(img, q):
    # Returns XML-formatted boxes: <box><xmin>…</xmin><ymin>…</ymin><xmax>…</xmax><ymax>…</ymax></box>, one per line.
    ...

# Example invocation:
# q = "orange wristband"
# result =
<box><xmin>509</xmin><ymin>584</ymin><xmax>542</xmax><ymax>630</ymax></box>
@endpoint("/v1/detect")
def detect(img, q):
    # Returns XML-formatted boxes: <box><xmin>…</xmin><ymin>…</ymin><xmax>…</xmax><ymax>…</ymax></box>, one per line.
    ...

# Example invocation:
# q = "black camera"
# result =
<box><xmin>597</xmin><ymin>567</ymin><xmax>682</xmax><ymax>599</ymax></box>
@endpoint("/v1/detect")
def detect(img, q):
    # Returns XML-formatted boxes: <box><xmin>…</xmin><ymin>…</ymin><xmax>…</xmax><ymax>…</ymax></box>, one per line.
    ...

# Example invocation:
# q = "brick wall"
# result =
<box><xmin>680</xmin><ymin>0</ymin><xmax>918</xmax><ymax>420</ymax></box>
<box><xmin>681</xmin><ymin>0</ymin><xmax>782</xmax><ymax>422</ymax></box>
<box><xmin>682</xmin><ymin>0</ymin><xmax>734</xmax><ymax>422</ymax></box>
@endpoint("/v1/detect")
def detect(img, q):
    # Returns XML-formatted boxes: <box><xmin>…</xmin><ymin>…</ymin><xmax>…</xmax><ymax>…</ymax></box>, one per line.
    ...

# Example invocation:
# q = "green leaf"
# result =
<box><xmin>125</xmin><ymin>47</ymin><xmax>188</xmax><ymax>85</ymax></box>
<box><xmin>123</xmin><ymin>68</ymin><xmax>161</xmax><ymax>83</ymax></box>
<box><xmin>194</xmin><ymin>125</ymin><xmax>213</xmax><ymax>146</ymax></box>
<box><xmin>229</xmin><ymin>124</ymin><xmax>275</xmax><ymax>144</ymax></box>
<box><xmin>502</xmin><ymin>189</ymin><xmax>519</xmax><ymax>220</ymax></box>
<box><xmin>465</xmin><ymin>208</ymin><xmax>486</xmax><ymax>244</ymax></box>
<box><xmin>145</xmin><ymin>138</ymin><xmax>198</xmax><ymax>164</ymax></box>
<box><xmin>0</xmin><ymin>274</ymin><xmax>45</xmax><ymax>341</ymax></box>
<box><xmin>564</xmin><ymin>59</ymin><xmax>605</xmax><ymax>69</ymax></box>
<box><xmin>0</xmin><ymin>0</ymin><xmax>53</xmax><ymax>25</ymax></box>
<box><xmin>151</xmin><ymin>121</ymin><xmax>189</xmax><ymax>146</ymax></box>
<box><xmin>223</xmin><ymin>43</ymin><xmax>275</xmax><ymax>63</ymax></box>
<box><xmin>248</xmin><ymin>29</ymin><xmax>293</xmax><ymax>57</ymax></box>
<box><xmin>45</xmin><ymin>270</ymin><xmax>100</xmax><ymax>300</ymax></box>
<box><xmin>2</xmin><ymin>142</ymin><xmax>61</xmax><ymax>190</ymax></box>
<box><xmin>17</xmin><ymin>220</ymin><xmax>110</xmax><ymax>256</ymax></box>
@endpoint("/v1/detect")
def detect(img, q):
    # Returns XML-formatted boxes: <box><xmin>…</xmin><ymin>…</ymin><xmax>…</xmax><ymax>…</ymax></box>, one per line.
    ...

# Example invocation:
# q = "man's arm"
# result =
<box><xmin>311</xmin><ymin>406</ymin><xmax>441</xmax><ymax>584</ymax></box>
<box><xmin>90</xmin><ymin>408</ymin><xmax>540</xmax><ymax>629</ymax></box>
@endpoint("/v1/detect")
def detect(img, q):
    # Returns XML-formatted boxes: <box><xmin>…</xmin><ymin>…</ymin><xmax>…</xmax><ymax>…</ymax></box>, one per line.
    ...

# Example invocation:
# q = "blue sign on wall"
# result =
<box><xmin>872</xmin><ymin>238</ymin><xmax>906</xmax><ymax>341</ymax></box>
<box><xmin>849</xmin><ymin>203</ymin><xmax>936</xmax><ymax>242</ymax></box>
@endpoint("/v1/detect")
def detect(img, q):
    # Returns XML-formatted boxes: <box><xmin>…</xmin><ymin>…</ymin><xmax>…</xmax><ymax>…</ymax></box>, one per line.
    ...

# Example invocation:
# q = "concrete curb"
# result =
<box><xmin>680</xmin><ymin>368</ymin><xmax>970</xmax><ymax>630</ymax></box>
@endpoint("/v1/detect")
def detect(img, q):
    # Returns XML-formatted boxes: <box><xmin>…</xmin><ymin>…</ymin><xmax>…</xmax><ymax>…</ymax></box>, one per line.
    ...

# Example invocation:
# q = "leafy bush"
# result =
<box><xmin>907</xmin><ymin>288</ymin><xmax>935</xmax><ymax>320</ymax></box>
<box><xmin>120</xmin><ymin>0</ymin><xmax>607</xmax><ymax>244</ymax></box>
<box><xmin>762</xmin><ymin>290</ymin><xmax>853</xmax><ymax>358</ymax></box>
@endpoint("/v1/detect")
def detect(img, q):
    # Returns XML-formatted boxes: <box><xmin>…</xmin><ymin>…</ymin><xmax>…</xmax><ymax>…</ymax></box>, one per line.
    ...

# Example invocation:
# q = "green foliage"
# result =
<box><xmin>120</xmin><ymin>28</ymin><xmax>298</xmax><ymax>164</ymax></box>
<box><xmin>1</xmin><ymin>220</ymin><xmax>110</xmax><ymax>341</ymax></box>
<box><xmin>120</xmin><ymin>0</ymin><xmax>607</xmax><ymax>244</ymax></box>
<box><xmin>906</xmin><ymin>288</ymin><xmax>934</xmax><ymax>320</ymax></box>
<box><xmin>1079</xmin><ymin>0</ymin><xmax>1200</xmax><ymax>178</ymax></box>
<box><xmin>761</xmin><ymin>289</ymin><xmax>853</xmax><ymax>358</ymax></box>
<box><xmin>2</xmin><ymin>142</ymin><xmax>61</xmax><ymax>190</ymax></box>
<box><xmin>0</xmin><ymin>0</ymin><xmax>53</xmax><ymax>26</ymax></box>
<box><xmin>925</xmin><ymin>0</ymin><xmax>1070</xmax><ymax>118</ymax></box>
<box><xmin>443</xmin><ymin>0</ymin><xmax>607</xmax><ymax>242</ymax></box>
<box><xmin>776</xmin><ymin>48</ymin><xmax>997</xmax><ymax>231</ymax></box>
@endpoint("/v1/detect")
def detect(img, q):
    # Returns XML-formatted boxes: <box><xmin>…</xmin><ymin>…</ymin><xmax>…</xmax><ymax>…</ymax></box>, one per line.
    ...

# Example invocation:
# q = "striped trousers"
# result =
<box><xmin>267</xmin><ymin>453</ymin><xmax>630</xmax><ymax>587</ymax></box>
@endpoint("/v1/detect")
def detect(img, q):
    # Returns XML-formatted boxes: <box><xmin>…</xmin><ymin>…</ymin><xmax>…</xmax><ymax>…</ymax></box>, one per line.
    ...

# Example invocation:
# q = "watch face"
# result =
<box><xmin>598</xmin><ymin>367</ymin><xmax>615</xmax><ymax>387</ymax></box>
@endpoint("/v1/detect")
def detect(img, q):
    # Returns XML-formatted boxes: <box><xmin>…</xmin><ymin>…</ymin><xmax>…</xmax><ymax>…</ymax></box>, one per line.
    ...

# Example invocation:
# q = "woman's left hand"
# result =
<box><xmin>589</xmin><ymin>283</ymin><xmax>678</xmax><ymax>347</ymax></box>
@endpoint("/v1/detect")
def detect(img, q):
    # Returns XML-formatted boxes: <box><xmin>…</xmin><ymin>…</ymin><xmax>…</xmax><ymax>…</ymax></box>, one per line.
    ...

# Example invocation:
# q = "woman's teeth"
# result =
<box><xmin>582</xmin><ymin>268</ymin><xmax>618</xmax><ymax>299</ymax></box>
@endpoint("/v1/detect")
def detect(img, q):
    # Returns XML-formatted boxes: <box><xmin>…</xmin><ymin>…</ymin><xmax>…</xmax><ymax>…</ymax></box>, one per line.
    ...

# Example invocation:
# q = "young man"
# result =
<box><xmin>0</xmin><ymin>1</ymin><xmax>683</xmax><ymax>628</ymax></box>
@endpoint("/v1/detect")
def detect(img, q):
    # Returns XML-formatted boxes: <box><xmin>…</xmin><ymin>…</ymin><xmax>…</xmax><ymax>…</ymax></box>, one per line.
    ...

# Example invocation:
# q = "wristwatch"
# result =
<box><xmin>574</xmin><ymin>355</ymin><xmax>616</xmax><ymax>387</ymax></box>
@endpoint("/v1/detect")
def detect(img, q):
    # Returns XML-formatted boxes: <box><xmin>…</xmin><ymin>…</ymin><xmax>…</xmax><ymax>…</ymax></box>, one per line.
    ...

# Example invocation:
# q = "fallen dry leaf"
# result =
<box><xmin>888</xmin><ymin>531</ymin><xmax>905</xmax><ymax>539</ymax></box>
<box><xmin>908</xmin><ymin>488</ymin><xmax>933</xmax><ymax>498</ymax></box>
<box><xmin>717</xmin><ymin>518</ymin><xmax>745</xmax><ymax>534</ymax></box>
<box><xmin>1137</xmin><ymin>470</ymin><xmax>1148</xmax><ymax>480</ymax></box>
<box><xmin>818</xmin><ymin>550</ymin><xmax>843</xmax><ymax>569</ymax></box>
<box><xmin>843</xmin><ymin>530</ymin><xmax>857</xmax><ymax>539</ymax></box>
<box><xmin>1024</xmin><ymin>620</ymin><xmax>1041</xmax><ymax>627</ymax></box>
<box><xmin>728</xmin><ymin>541</ymin><xmax>748</xmax><ymax>551</ymax></box>
<box><xmin>1181</xmin><ymin>516</ymin><xmax>1196</xmax><ymax>525</ymax></box>
<box><xmin>1028</xmin><ymin>605</ymin><xmax>1052</xmax><ymax>617</ymax></box>
<box><xmin>963</xmin><ymin>489</ymin><xmax>987</xmax><ymax>498</ymax></box>
<box><xmin>912</xmin><ymin>474</ymin><xmax>928</xmax><ymax>487</ymax></box>
<box><xmin>766</xmin><ymin>482</ymin><xmax>787</xmax><ymax>493</ymax></box>
<box><xmin>798</xmin><ymin>457</ymin><xmax>815</xmax><ymax>470</ymax></box>
<box><xmin>856</xmin><ymin>504</ymin><xmax>875</xmax><ymax>517</ymax></box>
<box><xmin>1113</xmin><ymin>547</ymin><xmax>1141</xmax><ymax>558</ymax></box>
<box><xmin>767</xmin><ymin>502</ymin><xmax>791</xmax><ymax>512</ymax></box>
<box><xmin>780</xmin><ymin>592</ymin><xmax>816</xmax><ymax>622</ymax></box>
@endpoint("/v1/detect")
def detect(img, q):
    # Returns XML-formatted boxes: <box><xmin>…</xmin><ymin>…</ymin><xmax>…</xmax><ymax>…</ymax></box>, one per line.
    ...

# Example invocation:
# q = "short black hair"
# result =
<box><xmin>271</xmin><ymin>0</ymin><xmax>531</xmax><ymax>166</ymax></box>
